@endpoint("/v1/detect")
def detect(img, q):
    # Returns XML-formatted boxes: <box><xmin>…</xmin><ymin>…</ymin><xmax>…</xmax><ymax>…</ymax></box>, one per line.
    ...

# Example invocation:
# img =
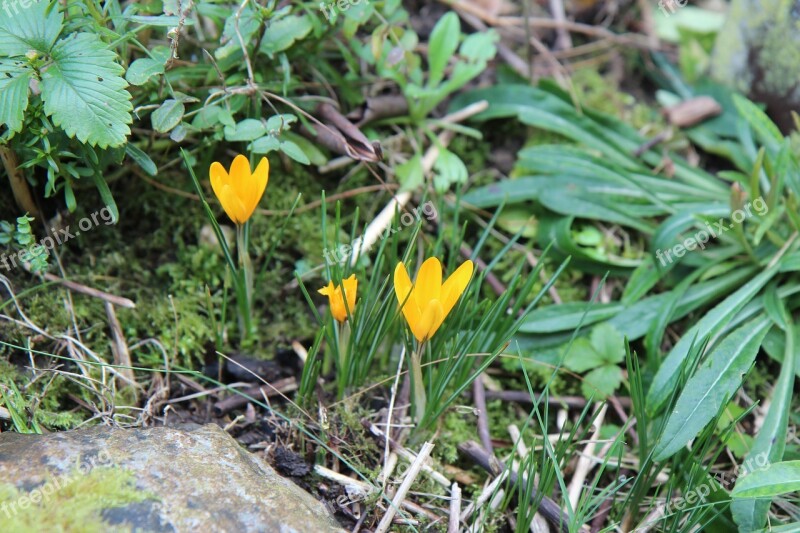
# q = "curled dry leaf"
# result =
<box><xmin>663</xmin><ymin>96</ymin><xmax>723</xmax><ymax>128</ymax></box>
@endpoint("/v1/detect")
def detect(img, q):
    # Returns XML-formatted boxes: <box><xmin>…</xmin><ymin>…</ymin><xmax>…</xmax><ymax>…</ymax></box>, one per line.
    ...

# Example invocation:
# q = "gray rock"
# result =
<box><xmin>711</xmin><ymin>0</ymin><xmax>800</xmax><ymax>132</ymax></box>
<box><xmin>0</xmin><ymin>424</ymin><xmax>344</xmax><ymax>533</ymax></box>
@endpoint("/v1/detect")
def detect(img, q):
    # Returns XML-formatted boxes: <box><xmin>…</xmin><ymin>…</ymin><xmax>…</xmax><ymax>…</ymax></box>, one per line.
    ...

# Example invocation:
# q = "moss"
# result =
<box><xmin>0</xmin><ymin>467</ymin><xmax>152</xmax><ymax>532</ymax></box>
<box><xmin>570</xmin><ymin>68</ymin><xmax>661</xmax><ymax>130</ymax></box>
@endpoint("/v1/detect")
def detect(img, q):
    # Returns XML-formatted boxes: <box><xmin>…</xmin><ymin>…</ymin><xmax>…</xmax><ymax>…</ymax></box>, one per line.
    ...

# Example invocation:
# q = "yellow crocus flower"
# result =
<box><xmin>394</xmin><ymin>257</ymin><xmax>474</xmax><ymax>342</ymax></box>
<box><xmin>318</xmin><ymin>274</ymin><xmax>358</xmax><ymax>323</ymax></box>
<box><xmin>209</xmin><ymin>154</ymin><xmax>269</xmax><ymax>225</ymax></box>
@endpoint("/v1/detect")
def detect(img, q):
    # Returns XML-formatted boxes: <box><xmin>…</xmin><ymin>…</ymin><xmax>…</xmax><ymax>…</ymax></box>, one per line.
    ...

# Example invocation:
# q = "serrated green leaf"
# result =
<box><xmin>40</xmin><ymin>33</ymin><xmax>132</xmax><ymax>148</ymax></box>
<box><xmin>259</xmin><ymin>15</ymin><xmax>312</xmax><ymax>56</ymax></box>
<box><xmin>563</xmin><ymin>338</ymin><xmax>604</xmax><ymax>372</ymax></box>
<box><xmin>591</xmin><ymin>323</ymin><xmax>625</xmax><ymax>364</ymax></box>
<box><xmin>0</xmin><ymin>60</ymin><xmax>32</xmax><ymax>133</ymax></box>
<box><xmin>653</xmin><ymin>316</ymin><xmax>771</xmax><ymax>461</ymax></box>
<box><xmin>0</xmin><ymin>0</ymin><xmax>62</xmax><ymax>57</ymax></box>
<box><xmin>582</xmin><ymin>365</ymin><xmax>623</xmax><ymax>399</ymax></box>
<box><xmin>151</xmin><ymin>99</ymin><xmax>184</xmax><ymax>133</ymax></box>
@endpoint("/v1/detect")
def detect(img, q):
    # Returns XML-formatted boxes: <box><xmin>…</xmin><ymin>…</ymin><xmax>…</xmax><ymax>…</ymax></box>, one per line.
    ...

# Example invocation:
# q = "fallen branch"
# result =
<box><xmin>375</xmin><ymin>441</ymin><xmax>435</xmax><ymax>533</ymax></box>
<box><xmin>212</xmin><ymin>377</ymin><xmax>297</xmax><ymax>416</ymax></box>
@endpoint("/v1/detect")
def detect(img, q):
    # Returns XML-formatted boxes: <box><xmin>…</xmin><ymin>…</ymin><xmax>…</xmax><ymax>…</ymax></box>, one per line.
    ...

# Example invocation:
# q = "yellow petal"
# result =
<box><xmin>342</xmin><ymin>274</ymin><xmax>358</xmax><ymax>316</ymax></box>
<box><xmin>209</xmin><ymin>161</ymin><xmax>229</xmax><ymax>203</ymax></box>
<box><xmin>417</xmin><ymin>299</ymin><xmax>444</xmax><ymax>341</ymax></box>
<box><xmin>250</xmin><ymin>157</ymin><xmax>270</xmax><ymax>214</ymax></box>
<box><xmin>229</xmin><ymin>154</ymin><xmax>252</xmax><ymax>184</ymax></box>
<box><xmin>219</xmin><ymin>184</ymin><xmax>248</xmax><ymax>225</ymax></box>
<box><xmin>415</xmin><ymin>257</ymin><xmax>442</xmax><ymax>302</ymax></box>
<box><xmin>318</xmin><ymin>281</ymin><xmax>335</xmax><ymax>296</ymax></box>
<box><xmin>394</xmin><ymin>262</ymin><xmax>422</xmax><ymax>335</ymax></box>
<box><xmin>330</xmin><ymin>287</ymin><xmax>347</xmax><ymax>322</ymax></box>
<box><xmin>441</xmin><ymin>260</ymin><xmax>474</xmax><ymax>316</ymax></box>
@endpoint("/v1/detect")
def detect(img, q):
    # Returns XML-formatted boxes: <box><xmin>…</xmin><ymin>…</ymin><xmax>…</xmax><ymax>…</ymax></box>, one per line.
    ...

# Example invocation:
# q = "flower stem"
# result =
<box><xmin>236</xmin><ymin>224</ymin><xmax>254</xmax><ymax>340</ymax></box>
<box><xmin>336</xmin><ymin>321</ymin><xmax>350</xmax><ymax>399</ymax></box>
<box><xmin>410</xmin><ymin>343</ymin><xmax>426</xmax><ymax>423</ymax></box>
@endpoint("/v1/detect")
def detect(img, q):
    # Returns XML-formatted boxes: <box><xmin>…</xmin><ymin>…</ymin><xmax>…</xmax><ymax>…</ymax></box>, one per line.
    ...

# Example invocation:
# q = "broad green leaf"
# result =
<box><xmin>224</xmin><ymin>118</ymin><xmax>267</xmax><ymax>142</ymax></box>
<box><xmin>280</xmin><ymin>131</ymin><xmax>326</xmax><ymax>166</ymax></box>
<box><xmin>582</xmin><ymin>365</ymin><xmax>623</xmax><ymax>399</ymax></box>
<box><xmin>591</xmin><ymin>323</ymin><xmax>625</xmax><ymax>364</ymax></box>
<box><xmin>125</xmin><ymin>143</ymin><xmax>157</xmax><ymax>176</ymax></box>
<box><xmin>265</xmin><ymin>113</ymin><xmax>297</xmax><ymax>132</ymax></box>
<box><xmin>151</xmin><ymin>99</ymin><xmax>184</xmax><ymax>133</ymax></box>
<box><xmin>279</xmin><ymin>139</ymin><xmax>309</xmax><ymax>164</ymax></box>
<box><xmin>396</xmin><ymin>154</ymin><xmax>423</xmax><ymax>191</ymax></box>
<box><xmin>259</xmin><ymin>15</ymin><xmax>312</xmax><ymax>56</ymax></box>
<box><xmin>520</xmin><ymin>302</ymin><xmax>624</xmax><ymax>333</ymax></box>
<box><xmin>427</xmin><ymin>12</ymin><xmax>459</xmax><ymax>87</ymax></box>
<box><xmin>0</xmin><ymin>0</ymin><xmax>61</xmax><ymax>57</ymax></box>
<box><xmin>249</xmin><ymin>135</ymin><xmax>280</xmax><ymax>154</ymax></box>
<box><xmin>40</xmin><ymin>33</ymin><xmax>132</xmax><ymax>148</ymax></box>
<box><xmin>563</xmin><ymin>338</ymin><xmax>605</xmax><ymax>372</ymax></box>
<box><xmin>215</xmin><ymin>3</ymin><xmax>261</xmax><ymax>63</ymax></box>
<box><xmin>646</xmin><ymin>264</ymin><xmax>780</xmax><ymax>415</ymax></box>
<box><xmin>192</xmin><ymin>105</ymin><xmax>223</xmax><ymax>129</ymax></box>
<box><xmin>653</xmin><ymin>316</ymin><xmax>771</xmax><ymax>461</ymax></box>
<box><xmin>460</xmin><ymin>31</ymin><xmax>498</xmax><ymax>63</ymax></box>
<box><xmin>0</xmin><ymin>60</ymin><xmax>32</xmax><ymax>133</ymax></box>
<box><xmin>126</xmin><ymin>57</ymin><xmax>164</xmax><ymax>85</ymax></box>
<box><xmin>432</xmin><ymin>149</ymin><xmax>467</xmax><ymax>193</ymax></box>
<box><xmin>731</xmin><ymin>320</ymin><xmax>796</xmax><ymax>531</ymax></box>
<box><xmin>731</xmin><ymin>461</ymin><xmax>800</xmax><ymax>499</ymax></box>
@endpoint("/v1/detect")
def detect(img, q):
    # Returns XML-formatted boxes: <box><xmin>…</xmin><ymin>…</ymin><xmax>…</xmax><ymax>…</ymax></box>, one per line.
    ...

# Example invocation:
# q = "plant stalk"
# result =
<box><xmin>236</xmin><ymin>223</ymin><xmax>254</xmax><ymax>340</ymax></box>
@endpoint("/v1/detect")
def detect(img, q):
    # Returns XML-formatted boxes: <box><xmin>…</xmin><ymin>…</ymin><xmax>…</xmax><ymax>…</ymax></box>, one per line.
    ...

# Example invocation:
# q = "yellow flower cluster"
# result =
<box><xmin>209</xmin><ymin>154</ymin><xmax>474</xmax><ymax>340</ymax></box>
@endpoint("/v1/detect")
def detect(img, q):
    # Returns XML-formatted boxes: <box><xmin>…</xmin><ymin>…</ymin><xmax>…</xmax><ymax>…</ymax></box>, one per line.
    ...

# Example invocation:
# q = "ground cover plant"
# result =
<box><xmin>1</xmin><ymin>0</ymin><xmax>799</xmax><ymax>531</ymax></box>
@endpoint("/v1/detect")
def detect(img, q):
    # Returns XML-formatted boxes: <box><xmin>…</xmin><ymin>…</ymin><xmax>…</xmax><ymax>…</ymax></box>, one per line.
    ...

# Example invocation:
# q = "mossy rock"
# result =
<box><xmin>0</xmin><ymin>424</ymin><xmax>343</xmax><ymax>532</ymax></box>
<box><xmin>711</xmin><ymin>0</ymin><xmax>800</xmax><ymax>132</ymax></box>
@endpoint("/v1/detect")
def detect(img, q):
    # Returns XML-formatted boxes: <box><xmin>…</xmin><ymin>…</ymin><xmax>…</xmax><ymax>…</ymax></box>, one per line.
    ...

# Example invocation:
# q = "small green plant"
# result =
<box><xmin>0</xmin><ymin>0</ymin><xmax>132</xmax><ymax>214</ymax></box>
<box><xmin>0</xmin><ymin>214</ymin><xmax>49</xmax><ymax>272</ymax></box>
<box><xmin>562</xmin><ymin>322</ymin><xmax>625</xmax><ymax>399</ymax></box>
